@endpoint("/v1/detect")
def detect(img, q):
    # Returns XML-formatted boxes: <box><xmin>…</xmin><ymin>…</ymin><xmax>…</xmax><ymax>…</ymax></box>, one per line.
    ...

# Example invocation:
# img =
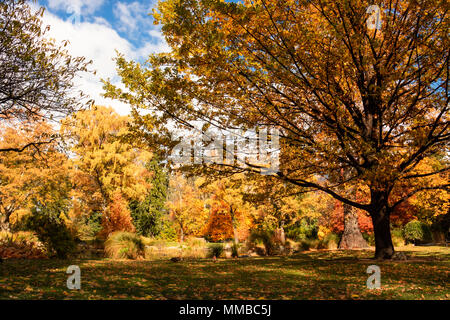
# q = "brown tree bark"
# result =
<box><xmin>370</xmin><ymin>205</ymin><xmax>395</xmax><ymax>259</ymax></box>
<box><xmin>232</xmin><ymin>225</ymin><xmax>239</xmax><ymax>244</ymax></box>
<box><xmin>230</xmin><ymin>207</ymin><xmax>239</xmax><ymax>244</ymax></box>
<box><xmin>339</xmin><ymin>203</ymin><xmax>368</xmax><ymax>249</ymax></box>
<box><xmin>279</xmin><ymin>221</ymin><xmax>286</xmax><ymax>245</ymax></box>
<box><xmin>0</xmin><ymin>211</ymin><xmax>12</xmax><ymax>232</ymax></box>
<box><xmin>0</xmin><ymin>219</ymin><xmax>10</xmax><ymax>232</ymax></box>
<box><xmin>369</xmin><ymin>190</ymin><xmax>395</xmax><ymax>259</ymax></box>
<box><xmin>338</xmin><ymin>168</ymin><xmax>368</xmax><ymax>249</ymax></box>
<box><xmin>179</xmin><ymin>224</ymin><xmax>184</xmax><ymax>242</ymax></box>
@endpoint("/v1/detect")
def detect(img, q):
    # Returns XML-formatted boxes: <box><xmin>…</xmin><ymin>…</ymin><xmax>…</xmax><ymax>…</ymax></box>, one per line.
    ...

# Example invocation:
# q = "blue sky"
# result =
<box><xmin>40</xmin><ymin>0</ymin><xmax>162</xmax><ymax>50</ymax></box>
<box><xmin>35</xmin><ymin>0</ymin><xmax>169</xmax><ymax>115</ymax></box>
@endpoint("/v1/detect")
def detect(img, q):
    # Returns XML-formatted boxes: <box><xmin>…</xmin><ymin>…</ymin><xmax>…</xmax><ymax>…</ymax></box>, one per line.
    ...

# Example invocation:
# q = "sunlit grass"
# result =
<box><xmin>0</xmin><ymin>246</ymin><xmax>448</xmax><ymax>300</ymax></box>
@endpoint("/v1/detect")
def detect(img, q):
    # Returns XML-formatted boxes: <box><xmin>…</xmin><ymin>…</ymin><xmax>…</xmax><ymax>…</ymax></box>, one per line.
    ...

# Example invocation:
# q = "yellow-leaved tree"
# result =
<box><xmin>167</xmin><ymin>172</ymin><xmax>209</xmax><ymax>242</ymax></box>
<box><xmin>199</xmin><ymin>175</ymin><xmax>256</xmax><ymax>243</ymax></box>
<box><xmin>104</xmin><ymin>0</ymin><xmax>449</xmax><ymax>258</ymax></box>
<box><xmin>0</xmin><ymin>120</ymin><xmax>70</xmax><ymax>230</ymax></box>
<box><xmin>61</xmin><ymin>106</ymin><xmax>152</xmax><ymax>236</ymax></box>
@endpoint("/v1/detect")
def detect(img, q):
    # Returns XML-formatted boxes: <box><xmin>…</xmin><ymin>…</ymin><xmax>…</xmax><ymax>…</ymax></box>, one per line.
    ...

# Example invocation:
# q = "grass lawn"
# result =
<box><xmin>0</xmin><ymin>246</ymin><xmax>448</xmax><ymax>300</ymax></box>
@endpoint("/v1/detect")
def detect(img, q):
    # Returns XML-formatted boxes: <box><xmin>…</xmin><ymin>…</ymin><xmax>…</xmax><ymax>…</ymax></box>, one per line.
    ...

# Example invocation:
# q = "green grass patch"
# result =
<box><xmin>0</xmin><ymin>246</ymin><xmax>448</xmax><ymax>300</ymax></box>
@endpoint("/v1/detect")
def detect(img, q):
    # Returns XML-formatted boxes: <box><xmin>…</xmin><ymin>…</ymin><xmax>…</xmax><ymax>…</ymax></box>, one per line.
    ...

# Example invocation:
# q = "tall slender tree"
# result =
<box><xmin>130</xmin><ymin>156</ymin><xmax>169</xmax><ymax>237</ymax></box>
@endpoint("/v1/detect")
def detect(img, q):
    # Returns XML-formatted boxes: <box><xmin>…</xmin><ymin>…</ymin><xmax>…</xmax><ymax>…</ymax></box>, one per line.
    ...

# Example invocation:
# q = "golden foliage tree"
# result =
<box><xmin>0</xmin><ymin>120</ymin><xmax>70</xmax><ymax>230</ymax></box>
<box><xmin>61</xmin><ymin>106</ymin><xmax>152</xmax><ymax>223</ymax></box>
<box><xmin>204</xmin><ymin>200</ymin><xmax>234</xmax><ymax>242</ymax></box>
<box><xmin>243</xmin><ymin>175</ymin><xmax>303</xmax><ymax>244</ymax></box>
<box><xmin>167</xmin><ymin>173</ymin><xmax>209</xmax><ymax>241</ymax></box>
<box><xmin>105</xmin><ymin>0</ymin><xmax>449</xmax><ymax>258</ymax></box>
<box><xmin>199</xmin><ymin>175</ymin><xmax>256</xmax><ymax>243</ymax></box>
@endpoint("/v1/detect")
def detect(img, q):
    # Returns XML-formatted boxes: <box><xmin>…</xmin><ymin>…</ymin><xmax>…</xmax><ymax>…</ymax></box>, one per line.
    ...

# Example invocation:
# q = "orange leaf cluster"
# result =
<box><xmin>99</xmin><ymin>192</ymin><xmax>135</xmax><ymax>239</ymax></box>
<box><xmin>325</xmin><ymin>200</ymin><xmax>373</xmax><ymax>234</ymax></box>
<box><xmin>203</xmin><ymin>201</ymin><xmax>234</xmax><ymax>242</ymax></box>
<box><xmin>0</xmin><ymin>245</ymin><xmax>47</xmax><ymax>260</ymax></box>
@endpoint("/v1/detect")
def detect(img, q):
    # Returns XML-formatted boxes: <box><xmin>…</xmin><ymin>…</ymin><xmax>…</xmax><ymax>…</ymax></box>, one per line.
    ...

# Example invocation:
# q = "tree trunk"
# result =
<box><xmin>179</xmin><ymin>225</ymin><xmax>184</xmax><ymax>243</ymax></box>
<box><xmin>370</xmin><ymin>204</ymin><xmax>394</xmax><ymax>259</ymax></box>
<box><xmin>233</xmin><ymin>225</ymin><xmax>239</xmax><ymax>244</ymax></box>
<box><xmin>0</xmin><ymin>221</ymin><xmax>9</xmax><ymax>232</ymax></box>
<box><xmin>0</xmin><ymin>212</ymin><xmax>11</xmax><ymax>232</ymax></box>
<box><xmin>339</xmin><ymin>203</ymin><xmax>368</xmax><ymax>249</ymax></box>
<box><xmin>230</xmin><ymin>208</ymin><xmax>239</xmax><ymax>244</ymax></box>
<box><xmin>279</xmin><ymin>221</ymin><xmax>286</xmax><ymax>245</ymax></box>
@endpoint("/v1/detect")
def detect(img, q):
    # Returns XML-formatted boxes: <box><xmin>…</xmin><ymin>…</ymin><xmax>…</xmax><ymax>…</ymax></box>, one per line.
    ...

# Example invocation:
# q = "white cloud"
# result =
<box><xmin>92</xmin><ymin>16</ymin><xmax>112</xmax><ymax>28</ymax></box>
<box><xmin>148</xmin><ymin>29</ymin><xmax>163</xmax><ymax>39</ymax></box>
<box><xmin>113</xmin><ymin>1</ymin><xmax>156</xmax><ymax>39</ymax></box>
<box><xmin>46</xmin><ymin>0</ymin><xmax>105</xmax><ymax>15</ymax></box>
<box><xmin>135</xmin><ymin>40</ymin><xmax>171</xmax><ymax>58</ymax></box>
<box><xmin>36</xmin><ymin>2</ymin><xmax>170</xmax><ymax>116</ymax></box>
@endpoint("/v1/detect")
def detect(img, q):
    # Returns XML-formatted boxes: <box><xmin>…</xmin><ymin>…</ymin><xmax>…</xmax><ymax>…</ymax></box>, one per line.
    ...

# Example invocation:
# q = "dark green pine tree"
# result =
<box><xmin>129</xmin><ymin>156</ymin><xmax>169</xmax><ymax>237</ymax></box>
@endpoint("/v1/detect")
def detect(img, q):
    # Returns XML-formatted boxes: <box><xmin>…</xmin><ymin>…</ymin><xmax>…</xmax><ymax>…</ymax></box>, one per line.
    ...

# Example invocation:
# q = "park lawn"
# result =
<box><xmin>0</xmin><ymin>246</ymin><xmax>448</xmax><ymax>300</ymax></box>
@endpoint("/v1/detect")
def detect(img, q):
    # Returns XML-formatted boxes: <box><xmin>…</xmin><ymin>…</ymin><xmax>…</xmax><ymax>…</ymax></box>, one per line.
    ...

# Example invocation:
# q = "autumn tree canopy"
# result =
<box><xmin>167</xmin><ymin>173</ymin><xmax>209</xmax><ymax>241</ymax></box>
<box><xmin>0</xmin><ymin>121</ymin><xmax>70</xmax><ymax>230</ymax></box>
<box><xmin>104</xmin><ymin>0</ymin><xmax>449</xmax><ymax>259</ymax></box>
<box><xmin>61</xmin><ymin>106</ymin><xmax>152</xmax><ymax>219</ymax></box>
<box><xmin>200</xmin><ymin>175</ymin><xmax>255</xmax><ymax>243</ymax></box>
<box><xmin>0</xmin><ymin>0</ymin><xmax>92</xmax><ymax>153</ymax></box>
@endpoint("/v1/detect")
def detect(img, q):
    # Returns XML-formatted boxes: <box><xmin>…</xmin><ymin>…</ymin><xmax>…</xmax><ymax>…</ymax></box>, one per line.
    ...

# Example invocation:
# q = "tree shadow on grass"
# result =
<box><xmin>1</xmin><ymin>250</ymin><xmax>448</xmax><ymax>300</ymax></box>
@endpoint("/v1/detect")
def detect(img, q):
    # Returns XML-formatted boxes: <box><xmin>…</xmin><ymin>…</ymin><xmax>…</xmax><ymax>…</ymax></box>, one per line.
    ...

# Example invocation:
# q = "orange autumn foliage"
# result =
<box><xmin>204</xmin><ymin>199</ymin><xmax>234</xmax><ymax>242</ymax></box>
<box><xmin>99</xmin><ymin>192</ymin><xmax>135</xmax><ymax>239</ymax></box>
<box><xmin>326</xmin><ymin>200</ymin><xmax>373</xmax><ymax>234</ymax></box>
<box><xmin>390</xmin><ymin>201</ymin><xmax>417</xmax><ymax>227</ymax></box>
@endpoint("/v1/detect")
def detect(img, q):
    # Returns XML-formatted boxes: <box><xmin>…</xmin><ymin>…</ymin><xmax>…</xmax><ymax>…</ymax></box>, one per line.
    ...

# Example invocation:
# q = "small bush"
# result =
<box><xmin>186</xmin><ymin>237</ymin><xmax>207</xmax><ymax>248</ymax></box>
<box><xmin>105</xmin><ymin>231</ymin><xmax>145</xmax><ymax>259</ymax></box>
<box><xmin>403</xmin><ymin>221</ymin><xmax>432</xmax><ymax>245</ymax></box>
<box><xmin>249</xmin><ymin>229</ymin><xmax>279</xmax><ymax>255</ymax></box>
<box><xmin>285</xmin><ymin>218</ymin><xmax>318</xmax><ymax>241</ymax></box>
<box><xmin>208</xmin><ymin>243</ymin><xmax>224</xmax><ymax>258</ymax></box>
<box><xmin>140</xmin><ymin>236</ymin><xmax>154</xmax><ymax>246</ymax></box>
<box><xmin>231</xmin><ymin>242</ymin><xmax>240</xmax><ymax>258</ymax></box>
<box><xmin>76</xmin><ymin>212</ymin><xmax>102</xmax><ymax>240</ymax></box>
<box><xmin>362</xmin><ymin>232</ymin><xmax>375</xmax><ymax>246</ymax></box>
<box><xmin>23</xmin><ymin>205</ymin><xmax>76</xmax><ymax>259</ymax></box>
<box><xmin>391</xmin><ymin>228</ymin><xmax>405</xmax><ymax>247</ymax></box>
<box><xmin>319</xmin><ymin>233</ymin><xmax>340</xmax><ymax>249</ymax></box>
<box><xmin>283</xmin><ymin>240</ymin><xmax>293</xmax><ymax>254</ymax></box>
<box><xmin>298</xmin><ymin>239</ymin><xmax>310</xmax><ymax>251</ymax></box>
<box><xmin>253</xmin><ymin>246</ymin><xmax>265</xmax><ymax>256</ymax></box>
<box><xmin>0</xmin><ymin>231</ymin><xmax>37</xmax><ymax>244</ymax></box>
<box><xmin>308</xmin><ymin>239</ymin><xmax>320</xmax><ymax>249</ymax></box>
<box><xmin>299</xmin><ymin>239</ymin><xmax>320</xmax><ymax>251</ymax></box>
<box><xmin>156</xmin><ymin>218</ymin><xmax>178</xmax><ymax>242</ymax></box>
<box><xmin>144</xmin><ymin>246</ymin><xmax>158</xmax><ymax>260</ymax></box>
<box><xmin>0</xmin><ymin>231</ymin><xmax>47</xmax><ymax>259</ymax></box>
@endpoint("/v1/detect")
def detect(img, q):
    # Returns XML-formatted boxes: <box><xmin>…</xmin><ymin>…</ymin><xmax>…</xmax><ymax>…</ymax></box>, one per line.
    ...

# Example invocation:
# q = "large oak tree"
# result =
<box><xmin>104</xmin><ymin>0</ymin><xmax>449</xmax><ymax>259</ymax></box>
